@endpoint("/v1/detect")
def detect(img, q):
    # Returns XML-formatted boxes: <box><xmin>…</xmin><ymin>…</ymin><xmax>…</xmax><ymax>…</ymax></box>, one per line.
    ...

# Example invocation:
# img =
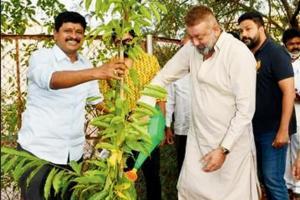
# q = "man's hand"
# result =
<box><xmin>272</xmin><ymin>129</ymin><xmax>289</xmax><ymax>148</ymax></box>
<box><xmin>96</xmin><ymin>59</ymin><xmax>127</xmax><ymax>80</ymax></box>
<box><xmin>201</xmin><ymin>147</ymin><xmax>226</xmax><ymax>172</ymax></box>
<box><xmin>164</xmin><ymin>127</ymin><xmax>174</xmax><ymax>145</ymax></box>
<box><xmin>292</xmin><ymin>151</ymin><xmax>300</xmax><ymax>180</ymax></box>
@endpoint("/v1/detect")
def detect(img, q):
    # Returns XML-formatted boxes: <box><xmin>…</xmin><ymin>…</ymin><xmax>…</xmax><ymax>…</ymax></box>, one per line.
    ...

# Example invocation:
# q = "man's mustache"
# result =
<box><xmin>66</xmin><ymin>38</ymin><xmax>81</xmax><ymax>43</ymax></box>
<box><xmin>241</xmin><ymin>37</ymin><xmax>251</xmax><ymax>41</ymax></box>
<box><xmin>290</xmin><ymin>48</ymin><xmax>300</xmax><ymax>53</ymax></box>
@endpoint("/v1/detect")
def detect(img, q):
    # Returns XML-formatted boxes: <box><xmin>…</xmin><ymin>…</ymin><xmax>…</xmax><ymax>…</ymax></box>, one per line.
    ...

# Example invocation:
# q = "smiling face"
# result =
<box><xmin>239</xmin><ymin>19</ymin><xmax>263</xmax><ymax>50</ymax></box>
<box><xmin>187</xmin><ymin>21</ymin><xmax>218</xmax><ymax>56</ymax></box>
<box><xmin>54</xmin><ymin>22</ymin><xmax>85</xmax><ymax>57</ymax></box>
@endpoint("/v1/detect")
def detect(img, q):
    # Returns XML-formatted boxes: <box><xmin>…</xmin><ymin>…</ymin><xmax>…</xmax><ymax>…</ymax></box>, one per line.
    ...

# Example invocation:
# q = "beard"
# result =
<box><xmin>241</xmin><ymin>35</ymin><xmax>260</xmax><ymax>49</ymax></box>
<box><xmin>196</xmin><ymin>33</ymin><xmax>216</xmax><ymax>56</ymax></box>
<box><xmin>289</xmin><ymin>50</ymin><xmax>300</xmax><ymax>61</ymax></box>
<box><xmin>196</xmin><ymin>46</ymin><xmax>213</xmax><ymax>55</ymax></box>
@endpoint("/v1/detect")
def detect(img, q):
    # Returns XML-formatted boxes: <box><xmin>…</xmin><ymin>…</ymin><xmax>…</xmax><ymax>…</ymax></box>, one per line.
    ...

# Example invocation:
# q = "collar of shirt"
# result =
<box><xmin>214</xmin><ymin>31</ymin><xmax>228</xmax><ymax>53</ymax></box>
<box><xmin>52</xmin><ymin>45</ymin><xmax>85</xmax><ymax>64</ymax></box>
<box><xmin>254</xmin><ymin>38</ymin><xmax>271</xmax><ymax>56</ymax></box>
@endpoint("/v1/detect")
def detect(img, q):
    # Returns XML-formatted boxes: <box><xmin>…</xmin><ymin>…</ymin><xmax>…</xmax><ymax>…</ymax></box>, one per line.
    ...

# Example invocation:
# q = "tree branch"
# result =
<box><xmin>280</xmin><ymin>0</ymin><xmax>292</xmax><ymax>20</ymax></box>
<box><xmin>290</xmin><ymin>0</ymin><xmax>300</xmax><ymax>28</ymax></box>
<box><xmin>236</xmin><ymin>2</ymin><xmax>284</xmax><ymax>31</ymax></box>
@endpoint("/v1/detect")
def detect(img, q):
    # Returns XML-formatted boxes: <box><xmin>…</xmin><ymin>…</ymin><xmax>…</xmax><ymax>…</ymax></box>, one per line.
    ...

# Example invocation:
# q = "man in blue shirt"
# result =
<box><xmin>239</xmin><ymin>12</ymin><xmax>296</xmax><ymax>200</ymax></box>
<box><xmin>17</xmin><ymin>11</ymin><xmax>126</xmax><ymax>200</ymax></box>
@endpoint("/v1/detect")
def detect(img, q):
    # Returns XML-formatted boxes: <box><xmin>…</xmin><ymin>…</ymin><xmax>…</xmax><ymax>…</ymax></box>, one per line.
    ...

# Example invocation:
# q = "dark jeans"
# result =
<box><xmin>255</xmin><ymin>131</ymin><xmax>289</xmax><ymax>200</ymax></box>
<box><xmin>175</xmin><ymin>135</ymin><xmax>187</xmax><ymax>175</ymax></box>
<box><xmin>17</xmin><ymin>144</ymin><xmax>81</xmax><ymax>200</ymax></box>
<box><xmin>126</xmin><ymin>147</ymin><xmax>161</xmax><ymax>200</ymax></box>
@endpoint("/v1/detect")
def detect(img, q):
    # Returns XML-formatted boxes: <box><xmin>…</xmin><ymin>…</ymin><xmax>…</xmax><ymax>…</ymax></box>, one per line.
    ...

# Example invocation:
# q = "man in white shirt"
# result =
<box><xmin>17</xmin><ymin>11</ymin><xmax>126</xmax><ymax>200</ymax></box>
<box><xmin>140</xmin><ymin>5</ymin><xmax>259</xmax><ymax>199</ymax></box>
<box><xmin>282</xmin><ymin>28</ymin><xmax>300</xmax><ymax>198</ymax></box>
<box><xmin>165</xmin><ymin>74</ymin><xmax>191</xmax><ymax>174</ymax></box>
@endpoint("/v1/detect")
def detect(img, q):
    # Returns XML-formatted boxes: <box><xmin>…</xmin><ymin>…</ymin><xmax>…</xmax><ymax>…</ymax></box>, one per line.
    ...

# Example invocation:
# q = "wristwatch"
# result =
<box><xmin>220</xmin><ymin>146</ymin><xmax>230</xmax><ymax>155</ymax></box>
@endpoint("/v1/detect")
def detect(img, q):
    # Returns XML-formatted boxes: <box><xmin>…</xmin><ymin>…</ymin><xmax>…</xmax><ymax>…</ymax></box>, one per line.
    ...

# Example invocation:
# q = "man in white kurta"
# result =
<box><xmin>282</xmin><ymin>28</ymin><xmax>300</xmax><ymax>196</ymax></box>
<box><xmin>140</xmin><ymin>5</ymin><xmax>260</xmax><ymax>200</ymax></box>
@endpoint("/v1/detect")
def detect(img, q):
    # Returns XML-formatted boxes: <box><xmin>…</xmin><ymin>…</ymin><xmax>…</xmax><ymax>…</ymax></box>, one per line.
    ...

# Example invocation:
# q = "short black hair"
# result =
<box><xmin>54</xmin><ymin>11</ymin><xmax>87</xmax><ymax>32</ymax></box>
<box><xmin>282</xmin><ymin>28</ymin><xmax>300</xmax><ymax>45</ymax></box>
<box><xmin>238</xmin><ymin>11</ymin><xmax>264</xmax><ymax>27</ymax></box>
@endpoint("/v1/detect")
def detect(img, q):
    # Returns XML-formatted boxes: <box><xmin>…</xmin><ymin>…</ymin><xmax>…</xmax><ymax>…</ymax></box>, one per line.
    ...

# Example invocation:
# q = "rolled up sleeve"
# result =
<box><xmin>27</xmin><ymin>50</ymin><xmax>55</xmax><ymax>90</ymax></box>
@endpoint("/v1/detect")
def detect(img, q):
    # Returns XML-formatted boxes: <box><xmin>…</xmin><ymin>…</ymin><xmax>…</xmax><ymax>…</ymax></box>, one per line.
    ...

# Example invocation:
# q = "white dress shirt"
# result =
<box><xmin>17</xmin><ymin>45</ymin><xmax>103</xmax><ymax>164</ymax></box>
<box><xmin>165</xmin><ymin>74</ymin><xmax>191</xmax><ymax>135</ymax></box>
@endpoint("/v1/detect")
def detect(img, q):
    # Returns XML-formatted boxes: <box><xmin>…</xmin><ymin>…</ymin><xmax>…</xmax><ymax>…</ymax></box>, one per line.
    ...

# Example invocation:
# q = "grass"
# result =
<box><xmin>136</xmin><ymin>144</ymin><xmax>178</xmax><ymax>200</ymax></box>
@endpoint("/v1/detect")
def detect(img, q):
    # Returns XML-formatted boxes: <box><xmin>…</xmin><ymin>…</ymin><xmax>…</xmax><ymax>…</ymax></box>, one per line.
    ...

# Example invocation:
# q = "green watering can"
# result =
<box><xmin>126</xmin><ymin>106</ymin><xmax>165</xmax><ymax>181</ymax></box>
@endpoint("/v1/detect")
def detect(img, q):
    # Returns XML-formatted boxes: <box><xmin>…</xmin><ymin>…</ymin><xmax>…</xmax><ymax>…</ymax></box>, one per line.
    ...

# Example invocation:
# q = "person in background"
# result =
<box><xmin>17</xmin><ymin>11</ymin><xmax>126</xmax><ymax>200</ymax></box>
<box><xmin>140</xmin><ymin>5</ymin><xmax>260</xmax><ymax>199</ymax></box>
<box><xmin>165</xmin><ymin>36</ymin><xmax>191</xmax><ymax>175</ymax></box>
<box><xmin>239</xmin><ymin>12</ymin><xmax>296</xmax><ymax>200</ymax></box>
<box><xmin>282</xmin><ymin>27</ymin><xmax>300</xmax><ymax>198</ymax></box>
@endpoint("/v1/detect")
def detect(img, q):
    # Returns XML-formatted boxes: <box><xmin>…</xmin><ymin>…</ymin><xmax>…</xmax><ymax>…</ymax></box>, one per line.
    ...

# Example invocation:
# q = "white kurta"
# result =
<box><xmin>143</xmin><ymin>32</ymin><xmax>260</xmax><ymax>199</ymax></box>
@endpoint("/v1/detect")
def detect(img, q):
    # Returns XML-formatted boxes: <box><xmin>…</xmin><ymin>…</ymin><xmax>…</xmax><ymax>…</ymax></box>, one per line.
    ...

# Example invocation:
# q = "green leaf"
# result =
<box><xmin>86</xmin><ymin>96</ymin><xmax>102</xmax><ymax>103</ymax></box>
<box><xmin>26</xmin><ymin>164</ymin><xmax>45</xmax><ymax>187</ymax></box>
<box><xmin>140</xmin><ymin>6</ymin><xmax>151</xmax><ymax>20</ymax></box>
<box><xmin>96</xmin><ymin>142</ymin><xmax>116</xmax><ymax>151</ymax></box>
<box><xmin>149</xmin><ymin>3</ymin><xmax>160</xmax><ymax>22</ymax></box>
<box><xmin>1</xmin><ymin>154</ymin><xmax>10</xmax><ymax>167</ymax></box>
<box><xmin>125</xmin><ymin>140</ymin><xmax>147</xmax><ymax>153</ymax></box>
<box><xmin>90</xmin><ymin>120</ymin><xmax>110</xmax><ymax>128</ymax></box>
<box><xmin>73</xmin><ymin>176</ymin><xmax>105</xmax><ymax>184</ymax></box>
<box><xmin>85</xmin><ymin>0</ymin><xmax>93</xmax><ymax>10</ymax></box>
<box><xmin>101</xmin><ymin>130</ymin><xmax>118</xmax><ymax>140</ymax></box>
<box><xmin>84</xmin><ymin>170</ymin><xmax>107</xmax><ymax>176</ymax></box>
<box><xmin>154</xmin><ymin>2</ymin><xmax>168</xmax><ymax>14</ymax></box>
<box><xmin>130</xmin><ymin>123</ymin><xmax>148</xmax><ymax>135</ymax></box>
<box><xmin>95</xmin><ymin>0</ymin><xmax>103</xmax><ymax>14</ymax></box>
<box><xmin>115</xmin><ymin>190</ymin><xmax>128</xmax><ymax>199</ymax></box>
<box><xmin>122</xmin><ymin>84</ymin><xmax>133</xmax><ymax>95</ymax></box>
<box><xmin>80</xmin><ymin>185</ymin><xmax>99</xmax><ymax>200</ymax></box>
<box><xmin>69</xmin><ymin>160</ymin><xmax>82</xmax><ymax>175</ymax></box>
<box><xmin>110</xmin><ymin>116</ymin><xmax>124</xmax><ymax>125</ymax></box>
<box><xmin>141</xmin><ymin>88</ymin><xmax>166</xmax><ymax>99</ymax></box>
<box><xmin>88</xmin><ymin>190</ymin><xmax>109</xmax><ymax>200</ymax></box>
<box><xmin>44</xmin><ymin>168</ymin><xmax>58</xmax><ymax>200</ymax></box>
<box><xmin>60</xmin><ymin>174</ymin><xmax>74</xmax><ymax>199</ymax></box>
<box><xmin>52</xmin><ymin>170</ymin><xmax>65</xmax><ymax>195</ymax></box>
<box><xmin>2</xmin><ymin>155</ymin><xmax>18</xmax><ymax>173</ymax></box>
<box><xmin>1</xmin><ymin>147</ymin><xmax>38</xmax><ymax>160</ymax></box>
<box><xmin>144</xmin><ymin>84</ymin><xmax>167</xmax><ymax>94</ymax></box>
<box><xmin>12</xmin><ymin>158</ymin><xmax>27</xmax><ymax>181</ymax></box>
<box><xmin>11</xmin><ymin>160</ymin><xmax>39</xmax><ymax>183</ymax></box>
<box><xmin>114</xmin><ymin>182</ymin><xmax>131</xmax><ymax>190</ymax></box>
<box><xmin>86</xmin><ymin>159</ymin><xmax>107</xmax><ymax>168</ymax></box>
<box><xmin>137</xmin><ymin>101</ymin><xmax>159</xmax><ymax>114</ymax></box>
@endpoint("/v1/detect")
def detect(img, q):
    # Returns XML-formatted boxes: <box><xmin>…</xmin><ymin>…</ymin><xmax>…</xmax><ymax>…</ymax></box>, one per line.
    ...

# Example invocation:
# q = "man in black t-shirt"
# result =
<box><xmin>238</xmin><ymin>12</ymin><xmax>296</xmax><ymax>200</ymax></box>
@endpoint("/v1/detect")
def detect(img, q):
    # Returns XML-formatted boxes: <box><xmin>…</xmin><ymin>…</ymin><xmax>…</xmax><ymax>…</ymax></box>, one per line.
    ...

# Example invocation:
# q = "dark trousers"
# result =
<box><xmin>17</xmin><ymin>144</ymin><xmax>80</xmax><ymax>200</ymax></box>
<box><xmin>175</xmin><ymin>135</ymin><xmax>187</xmax><ymax>175</ymax></box>
<box><xmin>126</xmin><ymin>147</ymin><xmax>161</xmax><ymax>200</ymax></box>
<box><xmin>255</xmin><ymin>131</ymin><xmax>289</xmax><ymax>200</ymax></box>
